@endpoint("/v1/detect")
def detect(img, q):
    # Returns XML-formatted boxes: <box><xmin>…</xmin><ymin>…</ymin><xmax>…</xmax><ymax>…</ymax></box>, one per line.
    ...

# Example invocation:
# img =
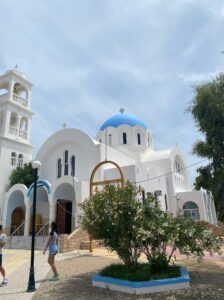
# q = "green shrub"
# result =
<box><xmin>80</xmin><ymin>183</ymin><xmax>142</xmax><ymax>267</ymax></box>
<box><xmin>139</xmin><ymin>194</ymin><xmax>221</xmax><ymax>271</ymax></box>
<box><xmin>80</xmin><ymin>183</ymin><xmax>221</xmax><ymax>272</ymax></box>
<box><xmin>100</xmin><ymin>263</ymin><xmax>180</xmax><ymax>282</ymax></box>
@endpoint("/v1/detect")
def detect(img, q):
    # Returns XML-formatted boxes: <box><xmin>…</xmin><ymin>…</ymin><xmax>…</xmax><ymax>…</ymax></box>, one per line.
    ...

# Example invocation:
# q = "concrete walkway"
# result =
<box><xmin>0</xmin><ymin>249</ymin><xmax>89</xmax><ymax>300</ymax></box>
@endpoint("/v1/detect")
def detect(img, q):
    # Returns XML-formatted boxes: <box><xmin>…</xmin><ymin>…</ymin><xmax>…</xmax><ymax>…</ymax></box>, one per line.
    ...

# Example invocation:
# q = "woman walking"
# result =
<box><xmin>43</xmin><ymin>221</ymin><xmax>59</xmax><ymax>281</ymax></box>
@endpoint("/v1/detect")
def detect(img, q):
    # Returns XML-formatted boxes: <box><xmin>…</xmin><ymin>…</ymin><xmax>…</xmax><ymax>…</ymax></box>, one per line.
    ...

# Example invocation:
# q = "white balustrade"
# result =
<box><xmin>9</xmin><ymin>126</ymin><xmax>27</xmax><ymax>140</ymax></box>
<box><xmin>0</xmin><ymin>92</ymin><xmax>9</xmax><ymax>102</ymax></box>
<box><xmin>12</xmin><ymin>93</ymin><xmax>28</xmax><ymax>108</ymax></box>
<box><xmin>9</xmin><ymin>126</ymin><xmax>18</xmax><ymax>136</ymax></box>
<box><xmin>19</xmin><ymin>130</ymin><xmax>27</xmax><ymax>139</ymax></box>
<box><xmin>0</xmin><ymin>93</ymin><xmax>28</xmax><ymax>108</ymax></box>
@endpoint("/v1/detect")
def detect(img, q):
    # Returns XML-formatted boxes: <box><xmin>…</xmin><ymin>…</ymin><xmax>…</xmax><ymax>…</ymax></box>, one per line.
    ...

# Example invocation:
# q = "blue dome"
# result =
<box><xmin>100</xmin><ymin>114</ymin><xmax>147</xmax><ymax>131</ymax></box>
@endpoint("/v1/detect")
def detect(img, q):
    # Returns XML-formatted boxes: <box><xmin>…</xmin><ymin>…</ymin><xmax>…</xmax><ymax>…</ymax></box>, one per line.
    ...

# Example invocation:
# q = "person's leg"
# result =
<box><xmin>0</xmin><ymin>266</ymin><xmax>5</xmax><ymax>277</ymax></box>
<box><xmin>48</xmin><ymin>255</ymin><xmax>59</xmax><ymax>277</ymax></box>
<box><xmin>48</xmin><ymin>255</ymin><xmax>52</xmax><ymax>266</ymax></box>
<box><xmin>50</xmin><ymin>255</ymin><xmax>59</xmax><ymax>276</ymax></box>
<box><xmin>0</xmin><ymin>255</ymin><xmax>7</xmax><ymax>285</ymax></box>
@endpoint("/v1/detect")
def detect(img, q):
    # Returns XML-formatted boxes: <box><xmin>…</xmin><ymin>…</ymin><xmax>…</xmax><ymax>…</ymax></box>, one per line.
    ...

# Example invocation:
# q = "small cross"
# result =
<box><xmin>119</xmin><ymin>107</ymin><xmax>125</xmax><ymax>114</ymax></box>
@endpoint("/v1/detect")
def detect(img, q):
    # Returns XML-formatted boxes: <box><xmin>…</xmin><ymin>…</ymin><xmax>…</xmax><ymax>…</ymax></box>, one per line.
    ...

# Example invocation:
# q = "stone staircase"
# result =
<box><xmin>5</xmin><ymin>235</ymin><xmax>48</xmax><ymax>251</ymax></box>
<box><xmin>5</xmin><ymin>228</ymin><xmax>102</xmax><ymax>252</ymax></box>
<box><xmin>58</xmin><ymin>228</ymin><xmax>100</xmax><ymax>253</ymax></box>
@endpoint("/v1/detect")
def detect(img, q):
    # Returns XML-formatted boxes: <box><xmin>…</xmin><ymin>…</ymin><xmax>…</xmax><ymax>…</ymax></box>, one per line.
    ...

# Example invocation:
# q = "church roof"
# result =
<box><xmin>144</xmin><ymin>149</ymin><xmax>172</xmax><ymax>161</ymax></box>
<box><xmin>100</xmin><ymin>113</ymin><xmax>148</xmax><ymax>131</ymax></box>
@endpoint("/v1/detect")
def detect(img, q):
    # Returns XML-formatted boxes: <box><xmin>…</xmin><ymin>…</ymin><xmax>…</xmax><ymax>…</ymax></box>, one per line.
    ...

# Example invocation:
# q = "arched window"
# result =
<box><xmin>18</xmin><ymin>154</ymin><xmax>23</xmax><ymax>168</ymax></box>
<box><xmin>108</xmin><ymin>134</ymin><xmax>112</xmax><ymax>146</ymax></box>
<box><xmin>123</xmin><ymin>132</ymin><xmax>127</xmax><ymax>144</ymax></box>
<box><xmin>64</xmin><ymin>150</ymin><xmax>69</xmax><ymax>175</ymax></box>
<box><xmin>165</xmin><ymin>194</ymin><xmax>168</xmax><ymax>211</ymax></box>
<box><xmin>13</xmin><ymin>83</ymin><xmax>20</xmax><ymax>95</ymax></box>
<box><xmin>137</xmin><ymin>133</ymin><xmax>141</xmax><ymax>145</ymax></box>
<box><xmin>0</xmin><ymin>111</ymin><xmax>4</xmax><ymax>133</ymax></box>
<box><xmin>10</xmin><ymin>112</ymin><xmax>18</xmax><ymax>127</ymax></box>
<box><xmin>174</xmin><ymin>160</ymin><xmax>181</xmax><ymax>174</ymax></box>
<box><xmin>183</xmin><ymin>201</ymin><xmax>200</xmax><ymax>220</ymax></box>
<box><xmin>19</xmin><ymin>117</ymin><xmax>28</xmax><ymax>131</ymax></box>
<box><xmin>71</xmin><ymin>155</ymin><xmax>75</xmax><ymax>177</ymax></box>
<box><xmin>57</xmin><ymin>158</ymin><xmax>62</xmax><ymax>178</ymax></box>
<box><xmin>11</xmin><ymin>152</ymin><xmax>17</xmax><ymax>166</ymax></box>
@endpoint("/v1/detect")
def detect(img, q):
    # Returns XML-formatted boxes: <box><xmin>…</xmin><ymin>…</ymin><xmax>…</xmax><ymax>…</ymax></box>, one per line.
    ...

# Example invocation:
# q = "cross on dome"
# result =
<box><xmin>119</xmin><ymin>107</ymin><xmax>125</xmax><ymax>114</ymax></box>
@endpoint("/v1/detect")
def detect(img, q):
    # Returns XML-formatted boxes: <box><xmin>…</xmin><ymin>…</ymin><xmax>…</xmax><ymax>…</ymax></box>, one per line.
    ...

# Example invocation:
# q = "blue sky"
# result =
<box><xmin>1</xmin><ymin>0</ymin><xmax>224</xmax><ymax>184</ymax></box>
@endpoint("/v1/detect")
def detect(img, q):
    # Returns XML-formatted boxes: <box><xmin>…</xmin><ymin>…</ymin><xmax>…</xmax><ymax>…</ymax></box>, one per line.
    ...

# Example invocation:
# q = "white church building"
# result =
<box><xmin>0</xmin><ymin>69</ymin><xmax>217</xmax><ymax>237</ymax></box>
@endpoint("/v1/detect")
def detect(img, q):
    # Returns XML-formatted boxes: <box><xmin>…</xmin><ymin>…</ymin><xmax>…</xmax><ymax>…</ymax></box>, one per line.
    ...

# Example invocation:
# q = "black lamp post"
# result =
<box><xmin>27</xmin><ymin>160</ymin><xmax>41</xmax><ymax>293</ymax></box>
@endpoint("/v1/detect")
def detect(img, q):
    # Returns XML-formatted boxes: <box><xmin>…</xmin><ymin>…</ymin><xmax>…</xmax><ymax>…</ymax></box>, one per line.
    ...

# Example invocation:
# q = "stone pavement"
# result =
<box><xmin>0</xmin><ymin>249</ymin><xmax>89</xmax><ymax>300</ymax></box>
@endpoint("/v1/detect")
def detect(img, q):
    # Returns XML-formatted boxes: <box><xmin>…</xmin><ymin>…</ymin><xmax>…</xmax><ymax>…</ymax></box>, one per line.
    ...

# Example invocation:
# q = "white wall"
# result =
<box><xmin>5</xmin><ymin>190</ymin><xmax>26</xmax><ymax>227</ymax></box>
<box><xmin>176</xmin><ymin>191</ymin><xmax>208</xmax><ymax>222</ymax></box>
<box><xmin>29</xmin><ymin>187</ymin><xmax>50</xmax><ymax>219</ymax></box>
<box><xmin>36</xmin><ymin>128</ymin><xmax>99</xmax><ymax>184</ymax></box>
<box><xmin>104</xmin><ymin>164</ymin><xmax>136</xmax><ymax>184</ymax></box>
<box><xmin>97</xmin><ymin>125</ymin><xmax>152</xmax><ymax>154</ymax></box>
<box><xmin>201</xmin><ymin>189</ymin><xmax>217</xmax><ymax>225</ymax></box>
<box><xmin>0</xmin><ymin>138</ymin><xmax>32</xmax><ymax>196</ymax></box>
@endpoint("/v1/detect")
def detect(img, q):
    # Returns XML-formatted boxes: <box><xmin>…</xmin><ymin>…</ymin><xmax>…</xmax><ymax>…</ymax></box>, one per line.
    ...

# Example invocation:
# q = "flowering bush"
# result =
<box><xmin>80</xmin><ymin>184</ymin><xmax>142</xmax><ymax>266</ymax></box>
<box><xmin>139</xmin><ymin>194</ymin><xmax>221</xmax><ymax>272</ymax></box>
<box><xmin>80</xmin><ymin>183</ymin><xmax>221</xmax><ymax>271</ymax></box>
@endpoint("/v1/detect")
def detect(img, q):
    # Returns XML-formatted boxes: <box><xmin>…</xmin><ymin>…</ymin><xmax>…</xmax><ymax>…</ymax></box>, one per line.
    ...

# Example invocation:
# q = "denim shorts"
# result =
<box><xmin>0</xmin><ymin>254</ymin><xmax>2</xmax><ymax>266</ymax></box>
<box><xmin>49</xmin><ymin>244</ymin><xmax>58</xmax><ymax>255</ymax></box>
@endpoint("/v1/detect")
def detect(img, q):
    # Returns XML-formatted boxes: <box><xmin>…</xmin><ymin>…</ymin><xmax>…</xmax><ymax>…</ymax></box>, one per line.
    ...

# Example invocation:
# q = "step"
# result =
<box><xmin>5</xmin><ymin>236</ymin><xmax>49</xmax><ymax>250</ymax></box>
<box><xmin>80</xmin><ymin>240</ymin><xmax>98</xmax><ymax>250</ymax></box>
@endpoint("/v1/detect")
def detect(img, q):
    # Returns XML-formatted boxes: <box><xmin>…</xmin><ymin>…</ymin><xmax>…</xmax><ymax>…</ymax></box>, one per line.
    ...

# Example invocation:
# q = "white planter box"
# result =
<box><xmin>92</xmin><ymin>266</ymin><xmax>190</xmax><ymax>294</ymax></box>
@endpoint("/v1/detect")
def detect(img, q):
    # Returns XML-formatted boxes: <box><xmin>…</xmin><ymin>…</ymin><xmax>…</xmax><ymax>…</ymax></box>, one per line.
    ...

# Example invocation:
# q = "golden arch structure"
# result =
<box><xmin>89</xmin><ymin>160</ymin><xmax>125</xmax><ymax>252</ymax></box>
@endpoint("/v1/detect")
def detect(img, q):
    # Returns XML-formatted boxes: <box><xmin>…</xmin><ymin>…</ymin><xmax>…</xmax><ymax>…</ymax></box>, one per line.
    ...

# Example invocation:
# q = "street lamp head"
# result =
<box><xmin>31</xmin><ymin>160</ymin><xmax>41</xmax><ymax>170</ymax></box>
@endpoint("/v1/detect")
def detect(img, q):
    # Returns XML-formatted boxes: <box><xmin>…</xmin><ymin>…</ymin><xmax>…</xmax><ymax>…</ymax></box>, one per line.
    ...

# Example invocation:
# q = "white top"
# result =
<box><xmin>0</xmin><ymin>233</ymin><xmax>6</xmax><ymax>254</ymax></box>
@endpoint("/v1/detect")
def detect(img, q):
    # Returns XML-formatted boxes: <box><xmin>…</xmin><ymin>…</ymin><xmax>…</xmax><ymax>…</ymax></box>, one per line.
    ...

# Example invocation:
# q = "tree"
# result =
<box><xmin>80</xmin><ymin>183</ymin><xmax>221</xmax><ymax>270</ymax></box>
<box><xmin>9</xmin><ymin>163</ymin><xmax>36</xmax><ymax>188</ymax></box>
<box><xmin>80</xmin><ymin>183</ymin><xmax>142</xmax><ymax>267</ymax></box>
<box><xmin>188</xmin><ymin>73</ymin><xmax>224</xmax><ymax>221</ymax></box>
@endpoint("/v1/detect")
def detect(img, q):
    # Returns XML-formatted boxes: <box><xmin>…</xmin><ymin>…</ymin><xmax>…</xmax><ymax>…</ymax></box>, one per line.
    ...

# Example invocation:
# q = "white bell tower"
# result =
<box><xmin>0</xmin><ymin>68</ymin><xmax>33</xmax><ymax>221</ymax></box>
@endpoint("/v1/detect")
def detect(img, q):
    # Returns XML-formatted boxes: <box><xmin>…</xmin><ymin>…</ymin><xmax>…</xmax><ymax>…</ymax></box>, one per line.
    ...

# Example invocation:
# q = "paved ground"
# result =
<box><xmin>0</xmin><ymin>249</ymin><xmax>88</xmax><ymax>300</ymax></box>
<box><xmin>1</xmin><ymin>248</ymin><xmax>224</xmax><ymax>300</ymax></box>
<box><xmin>32</xmin><ymin>249</ymin><xmax>224</xmax><ymax>300</ymax></box>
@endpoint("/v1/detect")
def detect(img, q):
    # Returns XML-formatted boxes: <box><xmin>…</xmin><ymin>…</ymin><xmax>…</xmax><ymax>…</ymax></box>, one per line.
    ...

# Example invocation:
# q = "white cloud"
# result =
<box><xmin>0</xmin><ymin>0</ymin><xmax>223</xmax><ymax>182</ymax></box>
<box><xmin>178</xmin><ymin>70</ymin><xmax>222</xmax><ymax>84</ymax></box>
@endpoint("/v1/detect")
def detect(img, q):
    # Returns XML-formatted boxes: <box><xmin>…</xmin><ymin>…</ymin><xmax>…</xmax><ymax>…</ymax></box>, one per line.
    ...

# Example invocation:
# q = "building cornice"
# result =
<box><xmin>0</xmin><ymin>70</ymin><xmax>33</xmax><ymax>87</ymax></box>
<box><xmin>0</xmin><ymin>99</ymin><xmax>34</xmax><ymax>115</ymax></box>
<box><xmin>0</xmin><ymin>136</ymin><xmax>33</xmax><ymax>149</ymax></box>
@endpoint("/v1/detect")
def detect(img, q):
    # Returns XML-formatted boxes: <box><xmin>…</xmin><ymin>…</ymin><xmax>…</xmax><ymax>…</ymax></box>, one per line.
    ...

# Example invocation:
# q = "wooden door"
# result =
<box><xmin>11</xmin><ymin>207</ymin><xmax>25</xmax><ymax>228</ymax></box>
<box><xmin>56</xmin><ymin>202</ymin><xmax>66</xmax><ymax>234</ymax></box>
